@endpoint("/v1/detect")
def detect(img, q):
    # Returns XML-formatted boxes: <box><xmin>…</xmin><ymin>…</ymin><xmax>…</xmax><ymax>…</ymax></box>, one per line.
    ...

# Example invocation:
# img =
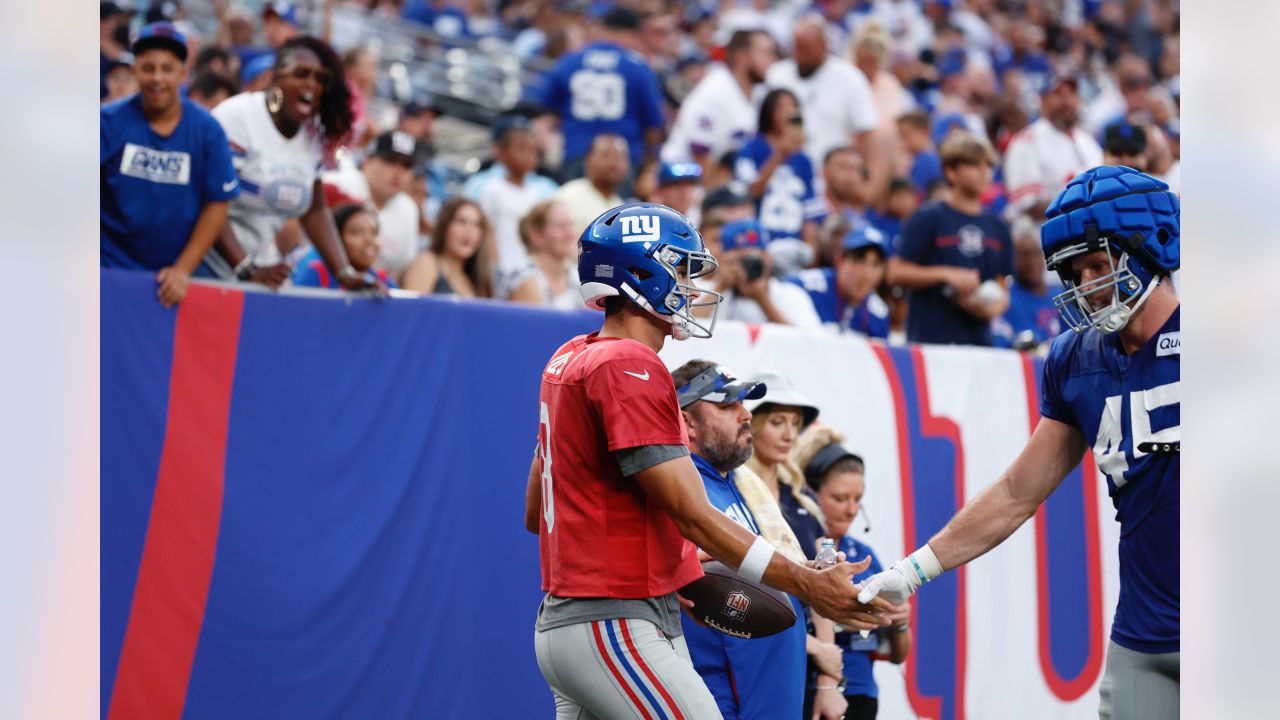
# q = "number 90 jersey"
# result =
<box><xmin>1040</xmin><ymin>306</ymin><xmax>1180</xmax><ymax>653</ymax></box>
<box><xmin>535</xmin><ymin>333</ymin><xmax>703</xmax><ymax>598</ymax></box>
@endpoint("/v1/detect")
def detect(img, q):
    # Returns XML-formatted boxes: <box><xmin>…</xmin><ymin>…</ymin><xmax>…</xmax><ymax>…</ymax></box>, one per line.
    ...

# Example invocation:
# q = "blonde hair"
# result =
<box><xmin>939</xmin><ymin>131</ymin><xmax>997</xmax><ymax>169</ymax></box>
<box><xmin>852</xmin><ymin>21</ymin><xmax>891</xmax><ymax>59</ymax></box>
<box><xmin>746</xmin><ymin>410</ymin><xmax>825</xmax><ymax>522</ymax></box>
<box><xmin>518</xmin><ymin>199</ymin><xmax>560</xmax><ymax>252</ymax></box>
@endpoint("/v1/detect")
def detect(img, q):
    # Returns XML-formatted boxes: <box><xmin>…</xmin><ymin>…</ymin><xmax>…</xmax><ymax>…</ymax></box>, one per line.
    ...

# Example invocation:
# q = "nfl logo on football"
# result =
<box><xmin>723</xmin><ymin>590</ymin><xmax>751</xmax><ymax>621</ymax></box>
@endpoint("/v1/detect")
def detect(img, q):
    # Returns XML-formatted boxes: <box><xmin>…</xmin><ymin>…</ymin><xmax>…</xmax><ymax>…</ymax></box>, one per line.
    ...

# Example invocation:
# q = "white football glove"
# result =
<box><xmin>857</xmin><ymin>545</ymin><xmax>943</xmax><ymax>605</ymax></box>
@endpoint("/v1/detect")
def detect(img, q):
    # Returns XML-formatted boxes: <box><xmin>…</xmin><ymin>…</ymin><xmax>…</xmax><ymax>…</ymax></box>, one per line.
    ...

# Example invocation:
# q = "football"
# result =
<box><xmin>679</xmin><ymin>560</ymin><xmax>798</xmax><ymax>639</ymax></box>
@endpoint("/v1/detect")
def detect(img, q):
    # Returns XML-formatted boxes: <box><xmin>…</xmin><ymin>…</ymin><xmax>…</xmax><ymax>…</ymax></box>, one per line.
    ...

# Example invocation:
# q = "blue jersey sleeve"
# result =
<box><xmin>635</xmin><ymin>65</ymin><xmax>667</xmax><ymax>132</ymax></box>
<box><xmin>538</xmin><ymin>58</ymin><xmax>570</xmax><ymax>115</ymax></box>
<box><xmin>1039</xmin><ymin>334</ymin><xmax>1079</xmax><ymax>428</ymax></box>
<box><xmin>898</xmin><ymin>204</ymin><xmax>936</xmax><ymax>264</ymax></box>
<box><xmin>290</xmin><ymin>259</ymin><xmax>327</xmax><ymax>288</ymax></box>
<box><xmin>201</xmin><ymin>108</ymin><xmax>240</xmax><ymax>203</ymax></box>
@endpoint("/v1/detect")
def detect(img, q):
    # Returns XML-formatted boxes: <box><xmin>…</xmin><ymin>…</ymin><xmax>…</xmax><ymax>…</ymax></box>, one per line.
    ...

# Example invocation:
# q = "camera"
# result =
<box><xmin>740</xmin><ymin>254</ymin><xmax>765</xmax><ymax>282</ymax></box>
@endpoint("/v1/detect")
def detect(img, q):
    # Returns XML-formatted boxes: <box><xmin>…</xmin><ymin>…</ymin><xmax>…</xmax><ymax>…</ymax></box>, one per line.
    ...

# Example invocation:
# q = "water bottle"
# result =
<box><xmin>815</xmin><ymin>538</ymin><xmax>838</xmax><ymax>568</ymax></box>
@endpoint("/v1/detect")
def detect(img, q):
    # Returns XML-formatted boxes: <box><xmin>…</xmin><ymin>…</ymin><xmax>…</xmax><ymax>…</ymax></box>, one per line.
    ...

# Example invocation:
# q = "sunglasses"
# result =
<box><xmin>278</xmin><ymin>65</ymin><xmax>332</xmax><ymax>90</ymax></box>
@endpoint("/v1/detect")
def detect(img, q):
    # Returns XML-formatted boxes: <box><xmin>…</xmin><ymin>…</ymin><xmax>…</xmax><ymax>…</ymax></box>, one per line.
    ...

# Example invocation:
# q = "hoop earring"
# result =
<box><xmin>266</xmin><ymin>86</ymin><xmax>284</xmax><ymax>114</ymax></box>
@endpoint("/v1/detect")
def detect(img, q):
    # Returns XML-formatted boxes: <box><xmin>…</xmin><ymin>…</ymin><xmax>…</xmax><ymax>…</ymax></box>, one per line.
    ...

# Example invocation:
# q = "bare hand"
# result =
<box><xmin>811</xmin><ymin>683</ymin><xmax>848</xmax><ymax>720</ymax></box>
<box><xmin>737</xmin><ymin>272</ymin><xmax>769</xmax><ymax>302</ymax></box>
<box><xmin>778</xmin><ymin>124</ymin><xmax>806</xmax><ymax>156</ymax></box>
<box><xmin>250</xmin><ymin>263</ymin><xmax>292</xmax><ymax>289</ymax></box>
<box><xmin>945</xmin><ymin>267</ymin><xmax>981</xmax><ymax>296</ymax></box>
<box><xmin>337</xmin><ymin>269</ymin><xmax>386</xmax><ymax>294</ymax></box>
<box><xmin>884</xmin><ymin>600</ymin><xmax>912</xmax><ymax>626</ymax></box>
<box><xmin>155</xmin><ymin>266</ymin><xmax>191</xmax><ymax>308</ymax></box>
<box><xmin>675</xmin><ymin>593</ymin><xmax>706</xmax><ymax>627</ymax></box>
<box><xmin>810</xmin><ymin>639</ymin><xmax>844</xmax><ymax>678</ymax></box>
<box><xmin>806</xmin><ymin>556</ymin><xmax>894</xmax><ymax>631</ymax></box>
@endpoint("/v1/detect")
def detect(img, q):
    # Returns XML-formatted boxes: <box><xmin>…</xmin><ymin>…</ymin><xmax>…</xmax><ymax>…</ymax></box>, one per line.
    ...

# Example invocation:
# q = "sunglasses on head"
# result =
<box><xmin>278</xmin><ymin>64</ymin><xmax>332</xmax><ymax>89</ymax></box>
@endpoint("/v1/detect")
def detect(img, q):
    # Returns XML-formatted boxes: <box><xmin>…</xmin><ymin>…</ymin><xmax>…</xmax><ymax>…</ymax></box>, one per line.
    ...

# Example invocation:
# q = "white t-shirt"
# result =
<box><xmin>1003</xmin><ymin>117</ymin><xmax>1104</xmax><ymax>217</ymax></box>
<box><xmin>555</xmin><ymin>178</ymin><xmax>624</xmax><ymax>241</ymax></box>
<box><xmin>661</xmin><ymin>64</ymin><xmax>757</xmax><ymax>166</ymax></box>
<box><xmin>321</xmin><ymin>164</ymin><xmax>422</xmax><ymax>276</ymax></box>
<box><xmin>478</xmin><ymin>175</ymin><xmax>555</xmax><ymax>273</ymax></box>
<box><xmin>765</xmin><ymin>57</ymin><xmax>879</xmax><ymax>172</ymax></box>
<box><xmin>208</xmin><ymin>91</ymin><xmax>326</xmax><ymax>277</ymax></box>
<box><xmin>718</xmin><ymin>278</ymin><xmax>823</xmax><ymax>328</ymax></box>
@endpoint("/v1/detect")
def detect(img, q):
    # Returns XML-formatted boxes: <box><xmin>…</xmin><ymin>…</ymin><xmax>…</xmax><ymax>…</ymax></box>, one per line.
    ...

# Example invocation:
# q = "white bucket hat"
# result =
<box><xmin>743</xmin><ymin>372</ymin><xmax>820</xmax><ymax>429</ymax></box>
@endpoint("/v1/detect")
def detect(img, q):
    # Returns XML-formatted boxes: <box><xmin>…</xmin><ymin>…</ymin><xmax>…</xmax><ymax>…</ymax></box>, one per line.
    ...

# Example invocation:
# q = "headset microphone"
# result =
<box><xmin>859</xmin><ymin>505</ymin><xmax>872</xmax><ymax>533</ymax></box>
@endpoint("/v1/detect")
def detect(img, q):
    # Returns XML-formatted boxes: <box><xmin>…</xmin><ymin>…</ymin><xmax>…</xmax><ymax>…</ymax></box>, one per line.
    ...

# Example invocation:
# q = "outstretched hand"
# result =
<box><xmin>806</xmin><ymin>555</ymin><xmax>895</xmax><ymax>631</ymax></box>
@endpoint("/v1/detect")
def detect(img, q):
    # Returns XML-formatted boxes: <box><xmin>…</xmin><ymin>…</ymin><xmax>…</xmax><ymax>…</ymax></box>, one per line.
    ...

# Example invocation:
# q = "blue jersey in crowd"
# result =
<box><xmin>909</xmin><ymin>150</ymin><xmax>944</xmax><ymax>195</ymax></box>
<box><xmin>681</xmin><ymin>453</ymin><xmax>807</xmax><ymax>720</ymax></box>
<box><xmin>899</xmin><ymin>200</ymin><xmax>1013</xmax><ymax>346</ymax></box>
<box><xmin>835</xmin><ymin>535</ymin><xmax>885</xmax><ymax>698</ymax></box>
<box><xmin>785</xmin><ymin>268</ymin><xmax>890</xmax><ymax>339</ymax></box>
<box><xmin>538</xmin><ymin>41</ymin><xmax>666</xmax><ymax>166</ymax></box>
<box><xmin>289</xmin><ymin>247</ymin><xmax>397</xmax><ymax>290</ymax></box>
<box><xmin>992</xmin><ymin>282</ymin><xmax>1062</xmax><ymax>348</ymax></box>
<box><xmin>101</xmin><ymin>95</ymin><xmax>239</xmax><ymax>270</ymax></box>
<box><xmin>1041</xmin><ymin>306</ymin><xmax>1180</xmax><ymax>654</ymax></box>
<box><xmin>733</xmin><ymin>136</ymin><xmax>824</xmax><ymax>248</ymax></box>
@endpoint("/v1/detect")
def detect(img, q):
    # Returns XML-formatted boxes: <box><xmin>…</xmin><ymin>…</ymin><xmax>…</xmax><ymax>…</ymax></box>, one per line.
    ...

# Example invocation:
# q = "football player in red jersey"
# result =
<box><xmin>525</xmin><ymin>202</ymin><xmax>894</xmax><ymax>719</ymax></box>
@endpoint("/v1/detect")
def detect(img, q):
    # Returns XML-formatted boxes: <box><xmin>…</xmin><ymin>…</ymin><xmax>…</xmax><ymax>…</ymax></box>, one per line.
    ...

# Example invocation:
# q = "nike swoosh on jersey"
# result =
<box><xmin>622</xmin><ymin>370</ymin><xmax>649</xmax><ymax>381</ymax></box>
<box><xmin>223</xmin><ymin>179</ymin><xmax>238</xmax><ymax>192</ymax></box>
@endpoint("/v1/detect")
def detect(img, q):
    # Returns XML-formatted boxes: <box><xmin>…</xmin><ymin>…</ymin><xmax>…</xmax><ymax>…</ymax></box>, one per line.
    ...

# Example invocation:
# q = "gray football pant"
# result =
<box><xmin>1098</xmin><ymin>640</ymin><xmax>1180</xmax><ymax>720</ymax></box>
<box><xmin>534</xmin><ymin>618</ymin><xmax>723</xmax><ymax>720</ymax></box>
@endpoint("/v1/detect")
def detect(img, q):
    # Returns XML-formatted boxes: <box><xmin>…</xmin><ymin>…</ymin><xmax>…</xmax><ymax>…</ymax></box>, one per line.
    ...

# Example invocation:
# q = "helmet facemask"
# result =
<box><xmin>1046</xmin><ymin>235</ymin><xmax>1161</xmax><ymax>335</ymax></box>
<box><xmin>622</xmin><ymin>243</ymin><xmax>723</xmax><ymax>341</ymax></box>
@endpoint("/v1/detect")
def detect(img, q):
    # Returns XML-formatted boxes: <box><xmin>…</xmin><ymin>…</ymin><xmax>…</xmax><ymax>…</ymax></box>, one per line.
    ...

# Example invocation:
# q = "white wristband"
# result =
<box><xmin>738</xmin><ymin>536</ymin><xmax>775</xmax><ymax>583</ymax></box>
<box><xmin>906</xmin><ymin>544</ymin><xmax>944</xmax><ymax>586</ymax></box>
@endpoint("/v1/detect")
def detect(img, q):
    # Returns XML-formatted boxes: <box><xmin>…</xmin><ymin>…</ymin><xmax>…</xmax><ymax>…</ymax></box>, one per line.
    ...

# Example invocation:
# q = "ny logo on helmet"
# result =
<box><xmin>620</xmin><ymin>215</ymin><xmax>661</xmax><ymax>246</ymax></box>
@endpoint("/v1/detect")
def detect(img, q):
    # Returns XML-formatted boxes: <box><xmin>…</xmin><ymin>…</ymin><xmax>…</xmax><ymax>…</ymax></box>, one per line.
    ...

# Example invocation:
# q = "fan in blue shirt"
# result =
<box><xmin>859</xmin><ymin>166</ymin><xmax>1182</xmax><ymax>720</ymax></box>
<box><xmin>993</xmin><ymin>216</ymin><xmax>1063</xmax><ymax>349</ymax></box>
<box><xmin>734</xmin><ymin>89</ymin><xmax>825</xmax><ymax>276</ymax></box>
<box><xmin>786</xmin><ymin>226</ymin><xmax>891</xmax><ymax>339</ymax></box>
<box><xmin>892</xmin><ymin>133</ymin><xmax>1013</xmax><ymax>346</ymax></box>
<box><xmin>536</xmin><ymin>7</ymin><xmax>666</xmax><ymax>174</ymax></box>
<box><xmin>672</xmin><ymin>362</ymin><xmax>808</xmax><ymax>720</ymax></box>
<box><xmin>100</xmin><ymin>23</ymin><xmax>239</xmax><ymax>308</ymax></box>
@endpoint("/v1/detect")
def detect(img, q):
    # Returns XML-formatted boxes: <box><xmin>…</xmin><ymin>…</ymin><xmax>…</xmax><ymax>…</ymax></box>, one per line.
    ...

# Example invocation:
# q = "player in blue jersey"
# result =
<box><xmin>671</xmin><ymin>359</ymin><xmax>809</xmax><ymax>720</ymax></box>
<box><xmin>537</xmin><ymin>6</ymin><xmax>667</xmax><ymax>180</ymax></box>
<box><xmin>786</xmin><ymin>226</ymin><xmax>891</xmax><ymax>339</ymax></box>
<box><xmin>100</xmin><ymin>22</ymin><xmax>240</xmax><ymax>307</ymax></box>
<box><xmin>857</xmin><ymin>166</ymin><xmax>1180</xmax><ymax>719</ymax></box>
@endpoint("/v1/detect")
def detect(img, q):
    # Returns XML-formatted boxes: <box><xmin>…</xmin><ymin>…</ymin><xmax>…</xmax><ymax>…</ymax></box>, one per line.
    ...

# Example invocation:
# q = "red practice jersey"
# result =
<box><xmin>535</xmin><ymin>333</ymin><xmax>703</xmax><ymax>598</ymax></box>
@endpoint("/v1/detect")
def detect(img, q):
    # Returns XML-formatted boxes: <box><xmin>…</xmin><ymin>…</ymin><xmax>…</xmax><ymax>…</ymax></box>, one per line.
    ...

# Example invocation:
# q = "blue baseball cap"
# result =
<box><xmin>938</xmin><ymin>47</ymin><xmax>966</xmax><ymax>80</ymax></box>
<box><xmin>132</xmin><ymin>21</ymin><xmax>188</xmax><ymax>61</ymax></box>
<box><xmin>658</xmin><ymin>162</ymin><xmax>703</xmax><ymax>187</ymax></box>
<box><xmin>931</xmin><ymin>112</ymin><xmax>968</xmax><ymax>147</ymax></box>
<box><xmin>842</xmin><ymin>225</ymin><xmax>889</xmax><ymax>255</ymax></box>
<box><xmin>240</xmin><ymin>53</ymin><xmax>276</xmax><ymax>86</ymax></box>
<box><xmin>263</xmin><ymin>1</ymin><xmax>300</xmax><ymax>28</ymax></box>
<box><xmin>720</xmin><ymin>219</ymin><xmax>766</xmax><ymax>252</ymax></box>
<box><xmin>677</xmin><ymin>364</ymin><xmax>767</xmax><ymax>408</ymax></box>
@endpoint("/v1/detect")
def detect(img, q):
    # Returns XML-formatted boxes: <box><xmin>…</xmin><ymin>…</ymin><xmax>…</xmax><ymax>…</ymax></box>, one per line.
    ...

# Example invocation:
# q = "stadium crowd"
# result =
<box><xmin>101</xmin><ymin>0</ymin><xmax>1179</xmax><ymax>350</ymax></box>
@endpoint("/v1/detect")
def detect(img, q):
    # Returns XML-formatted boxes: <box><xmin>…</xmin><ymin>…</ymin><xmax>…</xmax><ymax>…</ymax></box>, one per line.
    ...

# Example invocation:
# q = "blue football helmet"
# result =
<box><xmin>578</xmin><ymin>202</ymin><xmax>722</xmax><ymax>340</ymax></box>
<box><xmin>1041</xmin><ymin>166</ymin><xmax>1179</xmax><ymax>334</ymax></box>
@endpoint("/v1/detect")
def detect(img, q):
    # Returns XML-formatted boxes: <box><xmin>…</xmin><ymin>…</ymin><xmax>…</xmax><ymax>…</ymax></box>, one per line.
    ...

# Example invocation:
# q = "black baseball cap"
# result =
<box><xmin>369</xmin><ymin>130</ymin><xmax>424</xmax><ymax>165</ymax></box>
<box><xmin>1103</xmin><ymin>121</ymin><xmax>1148</xmax><ymax>156</ymax></box>
<box><xmin>701</xmin><ymin>183</ymin><xmax>751</xmax><ymax>215</ymax></box>
<box><xmin>402</xmin><ymin>96</ymin><xmax>438</xmax><ymax>117</ymax></box>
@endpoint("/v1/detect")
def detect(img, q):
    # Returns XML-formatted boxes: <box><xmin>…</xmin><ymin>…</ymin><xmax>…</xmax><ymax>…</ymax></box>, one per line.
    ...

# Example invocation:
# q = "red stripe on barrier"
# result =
<box><xmin>592</xmin><ymin>621</ymin><xmax>653</xmax><ymax>720</ymax></box>
<box><xmin>1020</xmin><ymin>356</ymin><xmax>1106</xmax><ymax>701</ymax></box>
<box><xmin>108</xmin><ymin>285</ymin><xmax>244</xmax><ymax>720</ymax></box>
<box><xmin>870</xmin><ymin>346</ymin><xmax>941</xmax><ymax>720</ymax></box>
<box><xmin>619</xmin><ymin>620</ymin><xmax>685</xmax><ymax>720</ymax></box>
<box><xmin>911</xmin><ymin>347</ymin><xmax>968</xmax><ymax>720</ymax></box>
